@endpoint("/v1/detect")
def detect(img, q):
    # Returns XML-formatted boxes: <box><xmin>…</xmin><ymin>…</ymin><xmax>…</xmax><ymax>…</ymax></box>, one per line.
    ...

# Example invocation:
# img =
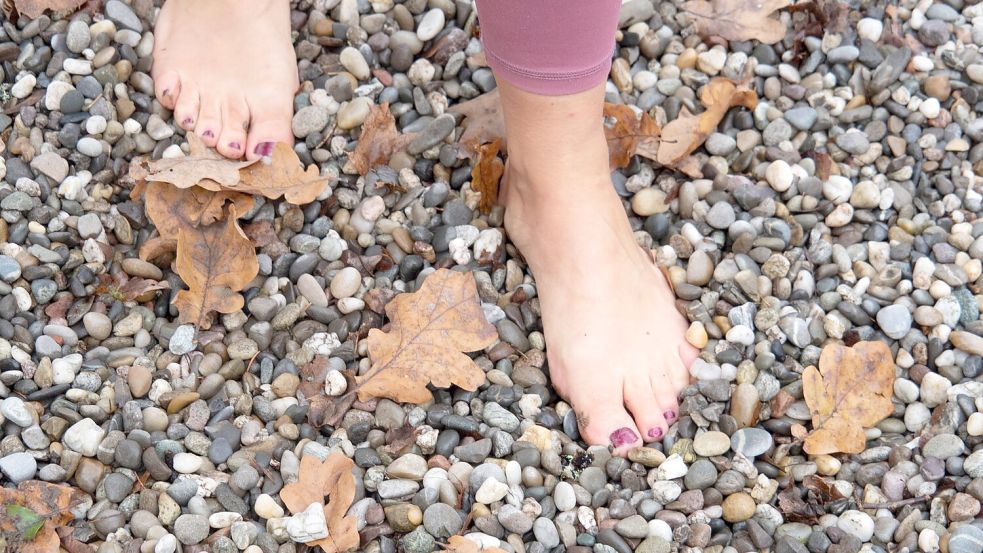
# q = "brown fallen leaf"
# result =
<box><xmin>448</xmin><ymin>89</ymin><xmax>506</xmax><ymax>157</ymax></box>
<box><xmin>144</xmin><ymin>182</ymin><xmax>255</xmax><ymax>239</ymax></box>
<box><xmin>279</xmin><ymin>453</ymin><xmax>359</xmax><ymax>553</ymax></box>
<box><xmin>11</xmin><ymin>0</ymin><xmax>84</xmax><ymax>18</ymax></box>
<box><xmin>776</xmin><ymin>485</ymin><xmax>823</xmax><ymax>524</ymax></box>
<box><xmin>657</xmin><ymin>77</ymin><xmax>757</xmax><ymax>173</ymax></box>
<box><xmin>681</xmin><ymin>0</ymin><xmax>791</xmax><ymax>44</ymax></box>
<box><xmin>349</xmin><ymin>103</ymin><xmax>414</xmax><ymax>176</ymax></box>
<box><xmin>95</xmin><ymin>273</ymin><xmax>169</xmax><ymax>302</ymax></box>
<box><xmin>0</xmin><ymin>481</ymin><xmax>87</xmax><ymax>553</ymax></box>
<box><xmin>604</xmin><ymin>103</ymin><xmax>661</xmax><ymax>169</ymax></box>
<box><xmin>138</xmin><ymin>237</ymin><xmax>178</xmax><ymax>264</ymax></box>
<box><xmin>801</xmin><ymin>341</ymin><xmax>895</xmax><ymax>454</ymax></box>
<box><xmin>57</xmin><ymin>527</ymin><xmax>96</xmax><ymax>553</ymax></box>
<box><xmin>355</xmin><ymin>269</ymin><xmax>498</xmax><ymax>403</ymax></box>
<box><xmin>171</xmin><ymin>206</ymin><xmax>259</xmax><ymax>329</ymax></box>
<box><xmin>442</xmin><ymin>535</ymin><xmax>509</xmax><ymax>553</ymax></box>
<box><xmin>230</xmin><ymin>142</ymin><xmax>331</xmax><ymax>204</ymax></box>
<box><xmin>471</xmin><ymin>139</ymin><xmax>504</xmax><ymax>214</ymax></box>
<box><xmin>143</xmin><ymin>134</ymin><xmax>256</xmax><ymax>190</ymax></box>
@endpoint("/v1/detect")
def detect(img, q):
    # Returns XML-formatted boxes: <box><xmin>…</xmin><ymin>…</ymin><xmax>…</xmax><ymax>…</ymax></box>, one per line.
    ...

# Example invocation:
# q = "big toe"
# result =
<box><xmin>573</xmin><ymin>389</ymin><xmax>643</xmax><ymax>455</ymax></box>
<box><xmin>245</xmin><ymin>96</ymin><xmax>294</xmax><ymax>160</ymax></box>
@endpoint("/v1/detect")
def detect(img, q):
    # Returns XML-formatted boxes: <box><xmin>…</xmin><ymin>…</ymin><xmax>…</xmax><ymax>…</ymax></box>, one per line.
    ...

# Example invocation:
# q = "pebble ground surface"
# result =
<box><xmin>1</xmin><ymin>0</ymin><xmax>983</xmax><ymax>552</ymax></box>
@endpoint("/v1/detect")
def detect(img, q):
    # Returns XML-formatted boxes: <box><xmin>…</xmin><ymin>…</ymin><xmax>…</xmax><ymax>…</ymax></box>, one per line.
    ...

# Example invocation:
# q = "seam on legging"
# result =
<box><xmin>483</xmin><ymin>44</ymin><xmax>611</xmax><ymax>81</ymax></box>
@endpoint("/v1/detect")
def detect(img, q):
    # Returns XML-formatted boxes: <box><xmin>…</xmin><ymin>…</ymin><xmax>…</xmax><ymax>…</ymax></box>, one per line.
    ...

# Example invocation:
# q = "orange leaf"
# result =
<box><xmin>657</xmin><ymin>77</ymin><xmax>757</xmax><ymax>174</ymax></box>
<box><xmin>356</xmin><ymin>269</ymin><xmax>498</xmax><ymax>403</ymax></box>
<box><xmin>471</xmin><ymin>139</ymin><xmax>504</xmax><ymax>214</ymax></box>
<box><xmin>279</xmin><ymin>453</ymin><xmax>359</xmax><ymax>553</ymax></box>
<box><xmin>801</xmin><ymin>341</ymin><xmax>895</xmax><ymax>454</ymax></box>
<box><xmin>172</xmin><ymin>205</ymin><xmax>259</xmax><ymax>329</ymax></box>
<box><xmin>0</xmin><ymin>481</ymin><xmax>87</xmax><ymax>553</ymax></box>
<box><xmin>681</xmin><ymin>0</ymin><xmax>791</xmax><ymax>44</ymax></box>
<box><xmin>11</xmin><ymin>0</ymin><xmax>84</xmax><ymax>18</ymax></box>
<box><xmin>349</xmin><ymin>103</ymin><xmax>414</xmax><ymax>176</ymax></box>
<box><xmin>448</xmin><ymin>90</ymin><xmax>506</xmax><ymax>157</ymax></box>
<box><xmin>231</xmin><ymin>142</ymin><xmax>332</xmax><ymax>204</ymax></box>
<box><xmin>603</xmin><ymin>103</ymin><xmax>661</xmax><ymax>169</ymax></box>
<box><xmin>138</xmin><ymin>237</ymin><xmax>178</xmax><ymax>264</ymax></box>
<box><xmin>144</xmin><ymin>182</ymin><xmax>255</xmax><ymax>238</ymax></box>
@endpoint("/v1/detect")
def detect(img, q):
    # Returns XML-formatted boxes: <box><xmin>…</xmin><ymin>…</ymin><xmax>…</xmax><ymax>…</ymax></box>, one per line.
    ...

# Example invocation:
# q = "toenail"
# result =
<box><xmin>255</xmin><ymin>142</ymin><xmax>275</xmax><ymax>157</ymax></box>
<box><xmin>182</xmin><ymin>117</ymin><xmax>194</xmax><ymax>126</ymax></box>
<box><xmin>648</xmin><ymin>427</ymin><xmax>664</xmax><ymax>439</ymax></box>
<box><xmin>201</xmin><ymin>130</ymin><xmax>213</xmax><ymax>138</ymax></box>
<box><xmin>229</xmin><ymin>142</ymin><xmax>242</xmax><ymax>151</ymax></box>
<box><xmin>609</xmin><ymin>427</ymin><xmax>638</xmax><ymax>448</ymax></box>
<box><xmin>162</xmin><ymin>88</ymin><xmax>170</xmax><ymax>98</ymax></box>
<box><xmin>664</xmin><ymin>410</ymin><xmax>676</xmax><ymax>421</ymax></box>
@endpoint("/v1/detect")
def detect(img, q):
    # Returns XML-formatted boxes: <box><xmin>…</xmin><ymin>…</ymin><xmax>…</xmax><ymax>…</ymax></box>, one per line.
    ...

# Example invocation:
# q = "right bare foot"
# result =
<box><xmin>152</xmin><ymin>0</ymin><xmax>298</xmax><ymax>159</ymax></box>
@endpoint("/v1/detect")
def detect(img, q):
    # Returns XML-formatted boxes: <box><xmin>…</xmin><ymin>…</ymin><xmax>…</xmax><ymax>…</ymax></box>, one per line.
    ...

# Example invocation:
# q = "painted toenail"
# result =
<box><xmin>664</xmin><ymin>410</ymin><xmax>676</xmax><ymax>421</ymax></box>
<box><xmin>255</xmin><ymin>142</ymin><xmax>275</xmax><ymax>157</ymax></box>
<box><xmin>648</xmin><ymin>427</ymin><xmax>664</xmax><ymax>439</ymax></box>
<box><xmin>609</xmin><ymin>427</ymin><xmax>638</xmax><ymax>448</ymax></box>
<box><xmin>229</xmin><ymin>142</ymin><xmax>242</xmax><ymax>150</ymax></box>
<box><xmin>183</xmin><ymin>117</ymin><xmax>193</xmax><ymax>126</ymax></box>
<box><xmin>162</xmin><ymin>88</ymin><xmax>170</xmax><ymax>98</ymax></box>
<box><xmin>202</xmin><ymin>130</ymin><xmax>214</xmax><ymax>138</ymax></box>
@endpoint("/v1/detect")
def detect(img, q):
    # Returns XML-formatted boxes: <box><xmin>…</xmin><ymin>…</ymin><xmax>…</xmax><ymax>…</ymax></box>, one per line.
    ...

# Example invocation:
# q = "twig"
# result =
<box><xmin>861</xmin><ymin>496</ymin><xmax>930</xmax><ymax>510</ymax></box>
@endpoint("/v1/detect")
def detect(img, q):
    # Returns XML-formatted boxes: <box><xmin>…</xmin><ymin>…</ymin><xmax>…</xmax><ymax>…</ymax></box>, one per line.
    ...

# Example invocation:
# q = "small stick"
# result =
<box><xmin>862</xmin><ymin>496</ymin><xmax>930</xmax><ymax>510</ymax></box>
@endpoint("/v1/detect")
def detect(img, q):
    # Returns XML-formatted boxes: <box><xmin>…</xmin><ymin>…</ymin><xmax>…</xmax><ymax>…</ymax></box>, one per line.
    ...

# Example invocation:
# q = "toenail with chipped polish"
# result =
<box><xmin>255</xmin><ymin>142</ymin><xmax>275</xmax><ymax>157</ymax></box>
<box><xmin>648</xmin><ymin>427</ymin><xmax>664</xmax><ymax>439</ymax></box>
<box><xmin>162</xmin><ymin>88</ymin><xmax>170</xmax><ymax>98</ymax></box>
<box><xmin>202</xmin><ymin>130</ymin><xmax>214</xmax><ymax>138</ymax></box>
<box><xmin>664</xmin><ymin>410</ymin><xmax>676</xmax><ymax>421</ymax></box>
<box><xmin>229</xmin><ymin>142</ymin><xmax>242</xmax><ymax>150</ymax></box>
<box><xmin>609</xmin><ymin>427</ymin><xmax>638</xmax><ymax>448</ymax></box>
<box><xmin>182</xmin><ymin>117</ymin><xmax>194</xmax><ymax>126</ymax></box>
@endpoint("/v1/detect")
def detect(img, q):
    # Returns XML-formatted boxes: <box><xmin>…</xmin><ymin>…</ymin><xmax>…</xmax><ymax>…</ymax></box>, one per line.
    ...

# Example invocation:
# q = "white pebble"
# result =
<box><xmin>765</xmin><ymin>160</ymin><xmax>793</xmax><ymax>192</ymax></box>
<box><xmin>857</xmin><ymin>18</ymin><xmax>883</xmax><ymax>41</ymax></box>
<box><xmin>76</xmin><ymin>137</ymin><xmax>104</xmax><ymax>157</ymax></box>
<box><xmin>324</xmin><ymin>369</ymin><xmax>348</xmax><ymax>396</ymax></box>
<box><xmin>85</xmin><ymin>115</ymin><xmax>108</xmax><ymax>135</ymax></box>
<box><xmin>44</xmin><ymin>80</ymin><xmax>74</xmax><ymax>110</ymax></box>
<box><xmin>919</xmin><ymin>97</ymin><xmax>941</xmax><ymax>118</ymax></box>
<box><xmin>837</xmin><ymin>510</ymin><xmax>874</xmax><ymax>542</ymax></box>
<box><xmin>63</xmin><ymin>58</ymin><xmax>93</xmax><ymax>75</ymax></box>
<box><xmin>416</xmin><ymin>9</ymin><xmax>445</xmax><ymax>41</ymax></box>
<box><xmin>173</xmin><ymin>452</ymin><xmax>203</xmax><ymax>474</ymax></box>
<box><xmin>967</xmin><ymin>412</ymin><xmax>983</xmax><ymax>436</ymax></box>
<box><xmin>11</xmin><ymin>74</ymin><xmax>36</xmax><ymax>99</ymax></box>
<box><xmin>339</xmin><ymin>47</ymin><xmax>371</xmax><ymax>80</ymax></box>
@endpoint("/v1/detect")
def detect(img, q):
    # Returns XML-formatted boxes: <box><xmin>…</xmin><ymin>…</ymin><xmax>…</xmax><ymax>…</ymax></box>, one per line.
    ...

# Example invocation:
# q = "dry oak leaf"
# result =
<box><xmin>471</xmin><ymin>139</ymin><xmax>505</xmax><ymax>214</ymax></box>
<box><xmin>229</xmin><ymin>141</ymin><xmax>331</xmax><ymax>204</ymax></box>
<box><xmin>604</xmin><ymin>103</ymin><xmax>661</xmax><ymax>169</ymax></box>
<box><xmin>143</xmin><ymin>134</ymin><xmax>256</xmax><ymax>190</ymax></box>
<box><xmin>172</xmin><ymin>205</ymin><xmax>259</xmax><ymax>329</ymax></box>
<box><xmin>0</xmin><ymin>481</ymin><xmax>87</xmax><ymax>553</ymax></box>
<box><xmin>657</xmin><ymin>77</ymin><xmax>757</xmax><ymax>172</ymax></box>
<box><xmin>801</xmin><ymin>341</ymin><xmax>895</xmax><ymax>454</ymax></box>
<box><xmin>279</xmin><ymin>453</ymin><xmax>359</xmax><ymax>553</ymax></box>
<box><xmin>349</xmin><ymin>102</ymin><xmax>414</xmax><ymax>176</ymax></box>
<box><xmin>442</xmin><ymin>535</ymin><xmax>509</xmax><ymax>553</ymax></box>
<box><xmin>448</xmin><ymin>89</ymin><xmax>506</xmax><ymax>157</ymax></box>
<box><xmin>144</xmin><ymin>181</ymin><xmax>255</xmax><ymax>239</ymax></box>
<box><xmin>356</xmin><ymin>269</ymin><xmax>498</xmax><ymax>403</ymax></box>
<box><xmin>681</xmin><ymin>0</ymin><xmax>791</xmax><ymax>44</ymax></box>
<box><xmin>11</xmin><ymin>0</ymin><xmax>85</xmax><ymax>18</ymax></box>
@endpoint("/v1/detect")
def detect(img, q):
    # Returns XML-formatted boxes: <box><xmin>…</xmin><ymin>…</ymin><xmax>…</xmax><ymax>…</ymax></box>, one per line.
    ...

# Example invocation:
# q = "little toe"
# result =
<box><xmin>195</xmin><ymin>98</ymin><xmax>223</xmax><ymax>147</ymax></box>
<box><xmin>216</xmin><ymin>96</ymin><xmax>250</xmax><ymax>159</ymax></box>
<box><xmin>625</xmin><ymin>377</ymin><xmax>670</xmax><ymax>443</ymax></box>
<box><xmin>245</xmin><ymin>102</ymin><xmax>294</xmax><ymax>160</ymax></box>
<box><xmin>154</xmin><ymin>70</ymin><xmax>181</xmax><ymax>110</ymax></box>
<box><xmin>173</xmin><ymin>83</ymin><xmax>200</xmax><ymax>131</ymax></box>
<box><xmin>574</xmin><ymin>391</ymin><xmax>643</xmax><ymax>455</ymax></box>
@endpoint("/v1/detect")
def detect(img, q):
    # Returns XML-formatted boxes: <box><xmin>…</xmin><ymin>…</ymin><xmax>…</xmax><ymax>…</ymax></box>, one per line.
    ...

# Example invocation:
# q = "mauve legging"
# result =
<box><xmin>475</xmin><ymin>0</ymin><xmax>621</xmax><ymax>96</ymax></box>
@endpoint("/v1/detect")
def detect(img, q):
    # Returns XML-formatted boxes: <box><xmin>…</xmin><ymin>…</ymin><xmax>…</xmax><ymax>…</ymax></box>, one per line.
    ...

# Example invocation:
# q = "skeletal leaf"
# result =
<box><xmin>801</xmin><ymin>341</ymin><xmax>895</xmax><ymax>454</ymax></box>
<box><xmin>11</xmin><ymin>0</ymin><xmax>84</xmax><ymax>18</ymax></box>
<box><xmin>172</xmin><ymin>206</ymin><xmax>259</xmax><ymax>329</ymax></box>
<box><xmin>681</xmin><ymin>0</ymin><xmax>791</xmax><ymax>44</ymax></box>
<box><xmin>143</xmin><ymin>134</ymin><xmax>255</xmax><ymax>190</ymax></box>
<box><xmin>356</xmin><ymin>269</ymin><xmax>498</xmax><ymax>403</ymax></box>
<box><xmin>279</xmin><ymin>453</ymin><xmax>359</xmax><ymax>553</ymax></box>
<box><xmin>231</xmin><ymin>142</ymin><xmax>331</xmax><ymax>204</ymax></box>
<box><xmin>657</xmin><ymin>78</ymin><xmax>757</xmax><ymax>173</ymax></box>
<box><xmin>0</xmin><ymin>482</ymin><xmax>87</xmax><ymax>553</ymax></box>
<box><xmin>471</xmin><ymin>139</ymin><xmax>504</xmax><ymax>214</ymax></box>
<box><xmin>349</xmin><ymin>103</ymin><xmax>414</xmax><ymax>175</ymax></box>
<box><xmin>604</xmin><ymin>103</ymin><xmax>661</xmax><ymax>169</ymax></box>
<box><xmin>448</xmin><ymin>89</ymin><xmax>506</xmax><ymax>156</ymax></box>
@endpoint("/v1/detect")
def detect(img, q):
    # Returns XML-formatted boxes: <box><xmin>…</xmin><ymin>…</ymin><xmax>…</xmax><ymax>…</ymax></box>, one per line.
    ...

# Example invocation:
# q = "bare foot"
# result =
<box><xmin>152</xmin><ymin>0</ymin><xmax>298</xmax><ymax>159</ymax></box>
<box><xmin>497</xmin><ymin>81</ymin><xmax>697</xmax><ymax>454</ymax></box>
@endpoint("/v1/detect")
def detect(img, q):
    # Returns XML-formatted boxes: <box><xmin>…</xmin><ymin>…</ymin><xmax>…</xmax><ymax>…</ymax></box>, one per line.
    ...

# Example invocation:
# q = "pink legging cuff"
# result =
<box><xmin>475</xmin><ymin>0</ymin><xmax>621</xmax><ymax>96</ymax></box>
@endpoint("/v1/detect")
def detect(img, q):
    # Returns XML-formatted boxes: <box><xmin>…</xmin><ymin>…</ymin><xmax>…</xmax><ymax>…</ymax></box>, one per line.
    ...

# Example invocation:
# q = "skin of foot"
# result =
<box><xmin>151</xmin><ymin>0</ymin><xmax>298</xmax><ymax>160</ymax></box>
<box><xmin>498</xmin><ymin>80</ymin><xmax>698</xmax><ymax>454</ymax></box>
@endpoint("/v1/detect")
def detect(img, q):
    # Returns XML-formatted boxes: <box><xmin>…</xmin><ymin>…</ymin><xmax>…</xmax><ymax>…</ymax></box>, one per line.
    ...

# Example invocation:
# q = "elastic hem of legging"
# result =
<box><xmin>483</xmin><ymin>45</ymin><xmax>611</xmax><ymax>95</ymax></box>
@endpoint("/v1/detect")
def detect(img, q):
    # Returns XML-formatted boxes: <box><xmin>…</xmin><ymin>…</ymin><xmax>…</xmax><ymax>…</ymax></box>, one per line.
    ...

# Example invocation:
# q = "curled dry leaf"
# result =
<box><xmin>171</xmin><ymin>206</ymin><xmax>259</xmax><ymax>329</ymax></box>
<box><xmin>11</xmin><ymin>0</ymin><xmax>85</xmax><ymax>18</ymax></box>
<box><xmin>448</xmin><ymin>89</ymin><xmax>506</xmax><ymax>157</ymax></box>
<box><xmin>801</xmin><ymin>341</ymin><xmax>895</xmax><ymax>454</ymax></box>
<box><xmin>0</xmin><ymin>481</ymin><xmax>87</xmax><ymax>553</ymax></box>
<box><xmin>230</xmin><ymin>142</ymin><xmax>331</xmax><ymax>204</ymax></box>
<box><xmin>144</xmin><ymin>181</ymin><xmax>255</xmax><ymax>238</ymax></box>
<box><xmin>138</xmin><ymin>237</ymin><xmax>178</xmax><ymax>264</ymax></box>
<box><xmin>356</xmin><ymin>269</ymin><xmax>498</xmax><ymax>403</ymax></box>
<box><xmin>442</xmin><ymin>535</ymin><xmax>509</xmax><ymax>553</ymax></box>
<box><xmin>603</xmin><ymin>103</ymin><xmax>661</xmax><ymax>169</ymax></box>
<box><xmin>279</xmin><ymin>453</ymin><xmax>359</xmax><ymax>553</ymax></box>
<box><xmin>681</xmin><ymin>0</ymin><xmax>791</xmax><ymax>44</ymax></box>
<box><xmin>657</xmin><ymin>77</ymin><xmax>757</xmax><ymax>175</ymax></box>
<box><xmin>471</xmin><ymin>139</ymin><xmax>504</xmax><ymax>214</ymax></box>
<box><xmin>143</xmin><ymin>134</ymin><xmax>255</xmax><ymax>190</ymax></box>
<box><xmin>349</xmin><ymin>103</ymin><xmax>414</xmax><ymax>176</ymax></box>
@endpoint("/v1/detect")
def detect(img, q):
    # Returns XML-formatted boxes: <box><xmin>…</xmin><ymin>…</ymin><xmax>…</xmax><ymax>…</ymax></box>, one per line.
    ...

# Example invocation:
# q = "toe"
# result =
<box><xmin>625</xmin><ymin>376</ymin><xmax>670</xmax><ymax>443</ymax></box>
<box><xmin>679</xmin><ymin>340</ymin><xmax>699</xmax><ymax>369</ymax></box>
<box><xmin>573</xmin><ymin>388</ymin><xmax>642</xmax><ymax>455</ymax></box>
<box><xmin>173</xmin><ymin>82</ymin><xmax>200</xmax><ymax>131</ymax></box>
<box><xmin>195</xmin><ymin>98</ymin><xmax>222</xmax><ymax>148</ymax></box>
<box><xmin>651</xmin><ymin>370</ymin><xmax>682</xmax><ymax>428</ymax></box>
<box><xmin>216</xmin><ymin>95</ymin><xmax>250</xmax><ymax>159</ymax></box>
<box><xmin>245</xmin><ymin>98</ymin><xmax>294</xmax><ymax>160</ymax></box>
<box><xmin>154</xmin><ymin>70</ymin><xmax>181</xmax><ymax>110</ymax></box>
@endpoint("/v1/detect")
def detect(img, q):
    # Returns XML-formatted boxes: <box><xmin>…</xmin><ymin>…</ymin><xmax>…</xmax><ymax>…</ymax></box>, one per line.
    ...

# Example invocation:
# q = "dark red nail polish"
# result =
<box><xmin>255</xmin><ymin>141</ymin><xmax>275</xmax><ymax>157</ymax></box>
<box><xmin>202</xmin><ymin>130</ymin><xmax>214</xmax><ymax>138</ymax></box>
<box><xmin>182</xmin><ymin>117</ymin><xmax>193</xmax><ymax>126</ymax></box>
<box><xmin>664</xmin><ymin>410</ymin><xmax>676</xmax><ymax>421</ymax></box>
<box><xmin>648</xmin><ymin>427</ymin><xmax>664</xmax><ymax>439</ymax></box>
<box><xmin>610</xmin><ymin>427</ymin><xmax>638</xmax><ymax>448</ymax></box>
<box><xmin>229</xmin><ymin>142</ymin><xmax>242</xmax><ymax>150</ymax></box>
<box><xmin>162</xmin><ymin>88</ymin><xmax>170</xmax><ymax>98</ymax></box>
